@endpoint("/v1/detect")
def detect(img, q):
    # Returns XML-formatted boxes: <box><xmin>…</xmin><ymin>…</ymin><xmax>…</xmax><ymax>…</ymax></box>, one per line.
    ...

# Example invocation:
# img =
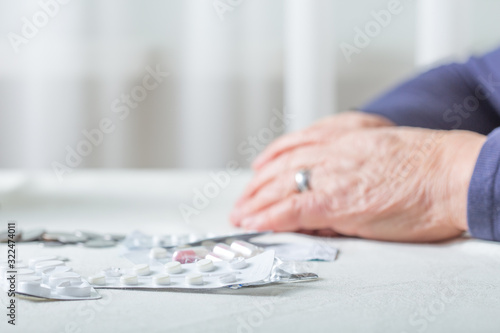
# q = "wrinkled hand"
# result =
<box><xmin>230</xmin><ymin>112</ymin><xmax>486</xmax><ymax>242</ymax></box>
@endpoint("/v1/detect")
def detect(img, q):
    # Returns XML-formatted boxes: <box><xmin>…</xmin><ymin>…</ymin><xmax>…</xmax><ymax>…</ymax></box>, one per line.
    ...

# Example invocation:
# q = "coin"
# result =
<box><xmin>58</xmin><ymin>234</ymin><xmax>88</xmax><ymax>244</ymax></box>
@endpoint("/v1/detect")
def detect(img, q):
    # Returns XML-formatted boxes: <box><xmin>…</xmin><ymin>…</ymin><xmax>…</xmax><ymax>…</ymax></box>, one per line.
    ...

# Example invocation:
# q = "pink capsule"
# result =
<box><xmin>172</xmin><ymin>247</ymin><xmax>209</xmax><ymax>264</ymax></box>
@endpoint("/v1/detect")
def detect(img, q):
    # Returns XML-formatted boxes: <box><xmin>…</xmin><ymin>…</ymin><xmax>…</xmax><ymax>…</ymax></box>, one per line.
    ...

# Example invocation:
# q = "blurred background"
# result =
<box><xmin>1</xmin><ymin>0</ymin><xmax>500</xmax><ymax>172</ymax></box>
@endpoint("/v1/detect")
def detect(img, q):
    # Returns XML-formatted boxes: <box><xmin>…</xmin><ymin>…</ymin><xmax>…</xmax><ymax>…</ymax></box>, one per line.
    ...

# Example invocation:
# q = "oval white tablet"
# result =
<box><xmin>120</xmin><ymin>274</ymin><xmax>138</xmax><ymax>286</ymax></box>
<box><xmin>219</xmin><ymin>273</ymin><xmax>236</xmax><ymax>284</ymax></box>
<box><xmin>165</xmin><ymin>261</ymin><xmax>182</xmax><ymax>274</ymax></box>
<box><xmin>185</xmin><ymin>273</ymin><xmax>203</xmax><ymax>285</ymax></box>
<box><xmin>196</xmin><ymin>259</ymin><xmax>214</xmax><ymax>272</ymax></box>
<box><xmin>133</xmin><ymin>264</ymin><xmax>150</xmax><ymax>276</ymax></box>
<box><xmin>88</xmin><ymin>274</ymin><xmax>107</xmax><ymax>286</ymax></box>
<box><xmin>153</xmin><ymin>274</ymin><xmax>171</xmax><ymax>285</ymax></box>
<box><xmin>149</xmin><ymin>247</ymin><xmax>168</xmax><ymax>259</ymax></box>
<box><xmin>229</xmin><ymin>257</ymin><xmax>248</xmax><ymax>270</ymax></box>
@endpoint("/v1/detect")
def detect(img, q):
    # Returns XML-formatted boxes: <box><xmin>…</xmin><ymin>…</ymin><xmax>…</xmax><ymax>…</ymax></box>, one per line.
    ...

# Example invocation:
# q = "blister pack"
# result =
<box><xmin>88</xmin><ymin>250</ymin><xmax>275</xmax><ymax>290</ymax></box>
<box><xmin>0</xmin><ymin>256</ymin><xmax>101</xmax><ymax>300</ymax></box>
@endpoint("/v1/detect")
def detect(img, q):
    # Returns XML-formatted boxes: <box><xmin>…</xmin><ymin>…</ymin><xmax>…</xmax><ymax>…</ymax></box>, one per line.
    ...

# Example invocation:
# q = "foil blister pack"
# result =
<box><xmin>0</xmin><ymin>256</ymin><xmax>101</xmax><ymax>300</ymax></box>
<box><xmin>88</xmin><ymin>250</ymin><xmax>276</xmax><ymax>290</ymax></box>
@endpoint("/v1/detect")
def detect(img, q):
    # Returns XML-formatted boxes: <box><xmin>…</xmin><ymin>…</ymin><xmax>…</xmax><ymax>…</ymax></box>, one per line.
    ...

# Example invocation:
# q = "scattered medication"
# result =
<box><xmin>196</xmin><ymin>259</ymin><xmax>214</xmax><ymax>272</ymax></box>
<box><xmin>165</xmin><ymin>261</ymin><xmax>182</xmax><ymax>274</ymax></box>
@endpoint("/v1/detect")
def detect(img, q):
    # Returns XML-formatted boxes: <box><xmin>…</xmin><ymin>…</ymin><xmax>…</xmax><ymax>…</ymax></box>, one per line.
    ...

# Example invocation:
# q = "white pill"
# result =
<box><xmin>56</xmin><ymin>281</ymin><xmax>92</xmax><ymax>298</ymax></box>
<box><xmin>34</xmin><ymin>260</ymin><xmax>65</xmax><ymax>273</ymax></box>
<box><xmin>186</xmin><ymin>273</ymin><xmax>203</xmax><ymax>285</ymax></box>
<box><xmin>149</xmin><ymin>247</ymin><xmax>168</xmax><ymax>259</ymax></box>
<box><xmin>88</xmin><ymin>274</ymin><xmax>106</xmax><ymax>286</ymax></box>
<box><xmin>165</xmin><ymin>261</ymin><xmax>182</xmax><ymax>274</ymax></box>
<box><xmin>133</xmin><ymin>264</ymin><xmax>151</xmax><ymax>276</ymax></box>
<box><xmin>196</xmin><ymin>259</ymin><xmax>214</xmax><ymax>272</ymax></box>
<box><xmin>29</xmin><ymin>256</ymin><xmax>57</xmax><ymax>268</ymax></box>
<box><xmin>153</xmin><ymin>274</ymin><xmax>171</xmax><ymax>285</ymax></box>
<box><xmin>219</xmin><ymin>273</ymin><xmax>237</xmax><ymax>284</ymax></box>
<box><xmin>49</xmin><ymin>272</ymin><xmax>82</xmax><ymax>288</ymax></box>
<box><xmin>213</xmin><ymin>243</ymin><xmax>237</xmax><ymax>260</ymax></box>
<box><xmin>230</xmin><ymin>240</ymin><xmax>259</xmax><ymax>258</ymax></box>
<box><xmin>229</xmin><ymin>257</ymin><xmax>248</xmax><ymax>270</ymax></box>
<box><xmin>205</xmin><ymin>252</ymin><xmax>224</xmax><ymax>262</ymax></box>
<box><xmin>120</xmin><ymin>274</ymin><xmax>139</xmax><ymax>286</ymax></box>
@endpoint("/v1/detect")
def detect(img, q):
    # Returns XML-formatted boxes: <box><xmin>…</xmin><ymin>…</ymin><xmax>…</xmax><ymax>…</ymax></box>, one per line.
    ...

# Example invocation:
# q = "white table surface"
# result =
<box><xmin>1</xmin><ymin>170</ymin><xmax>500</xmax><ymax>333</ymax></box>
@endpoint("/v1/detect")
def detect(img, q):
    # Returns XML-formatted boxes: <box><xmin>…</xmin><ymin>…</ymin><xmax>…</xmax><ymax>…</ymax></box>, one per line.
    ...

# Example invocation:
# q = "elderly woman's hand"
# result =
<box><xmin>230</xmin><ymin>113</ymin><xmax>486</xmax><ymax>242</ymax></box>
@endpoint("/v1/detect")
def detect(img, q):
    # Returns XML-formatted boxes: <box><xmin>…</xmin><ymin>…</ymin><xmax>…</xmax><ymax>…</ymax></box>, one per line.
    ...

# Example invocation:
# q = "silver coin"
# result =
<box><xmin>84</xmin><ymin>239</ymin><xmax>116</xmax><ymax>248</ymax></box>
<box><xmin>42</xmin><ymin>232</ymin><xmax>69</xmax><ymax>242</ymax></box>
<box><xmin>74</xmin><ymin>230</ymin><xmax>103</xmax><ymax>240</ymax></box>
<box><xmin>20</xmin><ymin>229</ymin><xmax>46</xmax><ymax>242</ymax></box>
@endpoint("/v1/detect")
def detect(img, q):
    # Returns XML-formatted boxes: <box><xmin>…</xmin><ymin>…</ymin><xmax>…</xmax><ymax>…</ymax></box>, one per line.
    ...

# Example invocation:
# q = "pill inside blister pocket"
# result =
<box><xmin>165</xmin><ymin>261</ymin><xmax>182</xmax><ymax>274</ymax></box>
<box><xmin>120</xmin><ymin>274</ymin><xmax>139</xmax><ymax>286</ymax></box>
<box><xmin>213</xmin><ymin>243</ymin><xmax>238</xmax><ymax>260</ymax></box>
<box><xmin>196</xmin><ymin>259</ymin><xmax>214</xmax><ymax>272</ymax></box>
<box><xmin>133</xmin><ymin>264</ymin><xmax>151</xmax><ymax>276</ymax></box>
<box><xmin>185</xmin><ymin>273</ymin><xmax>203</xmax><ymax>285</ymax></box>
<box><xmin>149</xmin><ymin>247</ymin><xmax>168</xmax><ymax>259</ymax></box>
<box><xmin>88</xmin><ymin>274</ymin><xmax>106</xmax><ymax>286</ymax></box>
<box><xmin>153</xmin><ymin>274</ymin><xmax>170</xmax><ymax>285</ymax></box>
<box><xmin>230</xmin><ymin>240</ymin><xmax>259</xmax><ymax>258</ymax></box>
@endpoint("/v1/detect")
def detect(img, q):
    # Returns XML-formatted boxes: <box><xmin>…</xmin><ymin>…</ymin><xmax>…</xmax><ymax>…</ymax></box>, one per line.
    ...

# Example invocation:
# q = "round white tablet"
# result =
<box><xmin>153</xmin><ymin>274</ymin><xmax>171</xmax><ymax>285</ymax></box>
<box><xmin>88</xmin><ymin>274</ymin><xmax>107</xmax><ymax>286</ymax></box>
<box><xmin>120</xmin><ymin>274</ymin><xmax>138</xmax><ymax>286</ymax></box>
<box><xmin>133</xmin><ymin>264</ymin><xmax>150</xmax><ymax>276</ymax></box>
<box><xmin>149</xmin><ymin>247</ymin><xmax>168</xmax><ymax>259</ymax></box>
<box><xmin>229</xmin><ymin>257</ymin><xmax>248</xmax><ymax>270</ymax></box>
<box><xmin>196</xmin><ymin>259</ymin><xmax>214</xmax><ymax>272</ymax></box>
<box><xmin>185</xmin><ymin>273</ymin><xmax>203</xmax><ymax>285</ymax></box>
<box><xmin>165</xmin><ymin>261</ymin><xmax>182</xmax><ymax>274</ymax></box>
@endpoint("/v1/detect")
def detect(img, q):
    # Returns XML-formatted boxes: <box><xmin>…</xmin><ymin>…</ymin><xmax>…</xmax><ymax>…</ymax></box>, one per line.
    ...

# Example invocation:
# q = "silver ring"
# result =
<box><xmin>295</xmin><ymin>169</ymin><xmax>311</xmax><ymax>193</ymax></box>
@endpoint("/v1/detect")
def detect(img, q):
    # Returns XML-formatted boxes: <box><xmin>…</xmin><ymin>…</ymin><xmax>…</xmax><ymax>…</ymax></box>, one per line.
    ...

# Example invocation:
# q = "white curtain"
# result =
<box><xmin>0</xmin><ymin>0</ymin><xmax>491</xmax><ymax>172</ymax></box>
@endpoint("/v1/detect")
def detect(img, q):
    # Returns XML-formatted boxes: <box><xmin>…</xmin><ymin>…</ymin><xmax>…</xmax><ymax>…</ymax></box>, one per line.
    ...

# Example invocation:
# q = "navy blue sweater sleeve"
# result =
<box><xmin>360</xmin><ymin>47</ymin><xmax>500</xmax><ymax>242</ymax></box>
<box><xmin>468</xmin><ymin>128</ymin><xmax>500</xmax><ymax>241</ymax></box>
<box><xmin>360</xmin><ymin>48</ymin><xmax>500</xmax><ymax>135</ymax></box>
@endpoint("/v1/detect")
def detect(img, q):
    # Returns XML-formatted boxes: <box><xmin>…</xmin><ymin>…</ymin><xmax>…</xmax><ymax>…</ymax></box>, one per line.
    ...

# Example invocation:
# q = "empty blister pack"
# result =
<box><xmin>88</xmin><ymin>250</ymin><xmax>275</xmax><ymax>290</ymax></box>
<box><xmin>0</xmin><ymin>256</ymin><xmax>101</xmax><ymax>300</ymax></box>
